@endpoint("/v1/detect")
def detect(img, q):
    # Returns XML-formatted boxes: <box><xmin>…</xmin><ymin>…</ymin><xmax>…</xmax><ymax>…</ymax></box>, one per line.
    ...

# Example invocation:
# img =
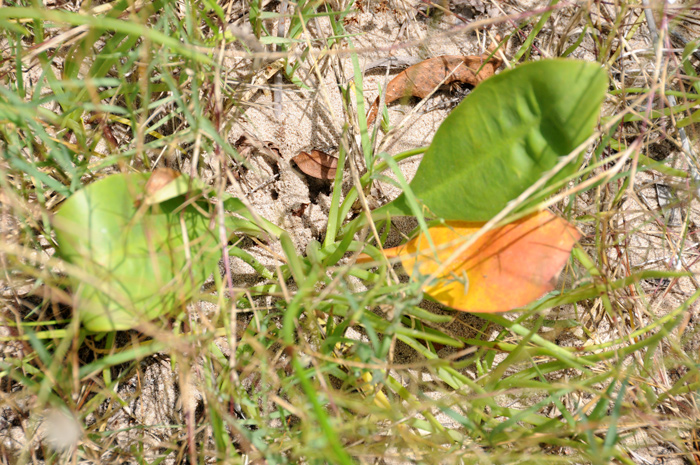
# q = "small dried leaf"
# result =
<box><xmin>292</xmin><ymin>150</ymin><xmax>338</xmax><ymax>180</ymax></box>
<box><xmin>291</xmin><ymin>202</ymin><xmax>310</xmax><ymax>217</ymax></box>
<box><xmin>235</xmin><ymin>135</ymin><xmax>282</xmax><ymax>161</ymax></box>
<box><xmin>366</xmin><ymin>211</ymin><xmax>580</xmax><ymax>313</ymax></box>
<box><xmin>367</xmin><ymin>52</ymin><xmax>501</xmax><ymax>125</ymax></box>
<box><xmin>234</xmin><ymin>135</ymin><xmax>256</xmax><ymax>158</ymax></box>
<box><xmin>144</xmin><ymin>168</ymin><xmax>180</xmax><ymax>196</ymax></box>
<box><xmin>101</xmin><ymin>124</ymin><xmax>118</xmax><ymax>149</ymax></box>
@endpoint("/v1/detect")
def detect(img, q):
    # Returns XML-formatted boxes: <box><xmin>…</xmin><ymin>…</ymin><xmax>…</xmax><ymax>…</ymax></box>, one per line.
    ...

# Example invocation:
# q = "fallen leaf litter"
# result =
<box><xmin>366</xmin><ymin>51</ymin><xmax>502</xmax><ymax>125</ymax></box>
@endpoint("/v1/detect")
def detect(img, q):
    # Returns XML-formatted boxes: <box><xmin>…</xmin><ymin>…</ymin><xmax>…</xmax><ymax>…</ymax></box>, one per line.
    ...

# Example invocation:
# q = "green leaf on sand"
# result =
<box><xmin>378</xmin><ymin>59</ymin><xmax>608</xmax><ymax>221</ymax></box>
<box><xmin>54</xmin><ymin>173</ymin><xmax>221</xmax><ymax>331</ymax></box>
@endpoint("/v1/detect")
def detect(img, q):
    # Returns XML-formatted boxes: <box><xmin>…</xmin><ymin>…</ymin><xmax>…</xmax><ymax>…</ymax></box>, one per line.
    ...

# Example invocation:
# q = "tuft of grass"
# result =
<box><xmin>1</xmin><ymin>0</ymin><xmax>700</xmax><ymax>464</ymax></box>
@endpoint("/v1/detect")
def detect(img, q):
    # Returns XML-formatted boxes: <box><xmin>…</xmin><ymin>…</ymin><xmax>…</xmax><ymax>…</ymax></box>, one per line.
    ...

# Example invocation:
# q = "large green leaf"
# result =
<box><xmin>380</xmin><ymin>59</ymin><xmax>608</xmax><ymax>221</ymax></box>
<box><xmin>53</xmin><ymin>173</ymin><xmax>221</xmax><ymax>332</ymax></box>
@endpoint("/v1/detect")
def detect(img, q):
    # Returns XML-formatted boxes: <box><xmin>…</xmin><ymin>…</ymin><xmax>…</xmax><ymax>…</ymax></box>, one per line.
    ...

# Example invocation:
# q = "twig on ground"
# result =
<box><xmin>274</xmin><ymin>0</ymin><xmax>288</xmax><ymax>120</ymax></box>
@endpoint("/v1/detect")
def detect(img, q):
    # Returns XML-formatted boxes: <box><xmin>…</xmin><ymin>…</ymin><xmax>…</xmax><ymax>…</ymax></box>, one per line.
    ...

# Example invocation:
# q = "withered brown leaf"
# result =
<box><xmin>134</xmin><ymin>167</ymin><xmax>181</xmax><ymax>207</ymax></box>
<box><xmin>235</xmin><ymin>135</ymin><xmax>282</xmax><ymax>162</ymax></box>
<box><xmin>291</xmin><ymin>150</ymin><xmax>338</xmax><ymax>180</ymax></box>
<box><xmin>101</xmin><ymin>124</ymin><xmax>118</xmax><ymax>149</ymax></box>
<box><xmin>366</xmin><ymin>52</ymin><xmax>502</xmax><ymax>125</ymax></box>
<box><xmin>233</xmin><ymin>135</ymin><xmax>283</xmax><ymax>180</ymax></box>
<box><xmin>291</xmin><ymin>202</ymin><xmax>310</xmax><ymax>217</ymax></box>
<box><xmin>144</xmin><ymin>168</ymin><xmax>181</xmax><ymax>197</ymax></box>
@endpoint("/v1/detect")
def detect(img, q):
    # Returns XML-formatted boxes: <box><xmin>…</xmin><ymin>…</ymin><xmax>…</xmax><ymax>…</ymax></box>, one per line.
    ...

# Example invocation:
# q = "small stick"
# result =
<box><xmin>274</xmin><ymin>0</ymin><xmax>288</xmax><ymax>120</ymax></box>
<box><xmin>246</xmin><ymin>173</ymin><xmax>280</xmax><ymax>197</ymax></box>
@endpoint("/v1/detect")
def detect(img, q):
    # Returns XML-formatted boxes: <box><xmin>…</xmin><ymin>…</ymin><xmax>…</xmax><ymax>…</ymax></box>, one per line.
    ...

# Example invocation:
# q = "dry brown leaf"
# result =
<box><xmin>291</xmin><ymin>150</ymin><xmax>338</xmax><ymax>180</ymax></box>
<box><xmin>366</xmin><ymin>52</ymin><xmax>502</xmax><ymax>125</ymax></box>
<box><xmin>135</xmin><ymin>167</ymin><xmax>181</xmax><ymax>207</ymax></box>
<box><xmin>235</xmin><ymin>135</ymin><xmax>282</xmax><ymax>162</ymax></box>
<box><xmin>233</xmin><ymin>135</ymin><xmax>283</xmax><ymax>180</ymax></box>
<box><xmin>291</xmin><ymin>202</ymin><xmax>310</xmax><ymax>217</ymax></box>
<box><xmin>144</xmin><ymin>168</ymin><xmax>181</xmax><ymax>197</ymax></box>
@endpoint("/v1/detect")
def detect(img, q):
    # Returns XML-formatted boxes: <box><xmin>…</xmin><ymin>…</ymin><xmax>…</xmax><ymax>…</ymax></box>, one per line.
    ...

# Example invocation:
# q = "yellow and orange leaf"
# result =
<box><xmin>371</xmin><ymin>211</ymin><xmax>580</xmax><ymax>313</ymax></box>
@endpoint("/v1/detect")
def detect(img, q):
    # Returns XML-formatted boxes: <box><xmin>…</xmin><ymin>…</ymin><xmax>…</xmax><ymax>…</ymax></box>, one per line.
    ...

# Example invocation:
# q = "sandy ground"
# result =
<box><xmin>3</xmin><ymin>0</ymin><xmax>700</xmax><ymax>463</ymax></box>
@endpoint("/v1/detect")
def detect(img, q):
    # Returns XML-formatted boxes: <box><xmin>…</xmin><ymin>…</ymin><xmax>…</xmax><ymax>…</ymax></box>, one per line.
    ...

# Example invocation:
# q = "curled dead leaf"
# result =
<box><xmin>144</xmin><ymin>168</ymin><xmax>181</xmax><ymax>197</ymax></box>
<box><xmin>291</xmin><ymin>150</ymin><xmax>338</xmax><ymax>180</ymax></box>
<box><xmin>134</xmin><ymin>167</ymin><xmax>182</xmax><ymax>207</ymax></box>
<box><xmin>233</xmin><ymin>135</ymin><xmax>282</xmax><ymax>182</ymax></box>
<box><xmin>291</xmin><ymin>202</ymin><xmax>310</xmax><ymax>217</ymax></box>
<box><xmin>235</xmin><ymin>135</ymin><xmax>282</xmax><ymax>162</ymax></box>
<box><xmin>359</xmin><ymin>211</ymin><xmax>580</xmax><ymax>313</ymax></box>
<box><xmin>366</xmin><ymin>52</ymin><xmax>502</xmax><ymax>125</ymax></box>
